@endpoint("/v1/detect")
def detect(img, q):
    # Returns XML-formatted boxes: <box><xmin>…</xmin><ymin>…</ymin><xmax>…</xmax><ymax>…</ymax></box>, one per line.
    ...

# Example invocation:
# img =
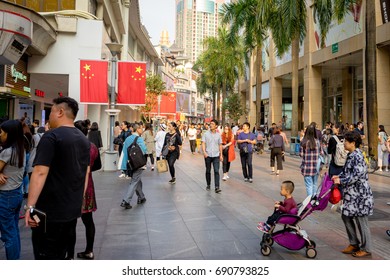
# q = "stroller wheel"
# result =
<box><xmin>262</xmin><ymin>235</ymin><xmax>274</xmax><ymax>246</ymax></box>
<box><xmin>306</xmin><ymin>248</ymin><xmax>317</xmax><ymax>259</ymax></box>
<box><xmin>261</xmin><ymin>244</ymin><xmax>272</xmax><ymax>256</ymax></box>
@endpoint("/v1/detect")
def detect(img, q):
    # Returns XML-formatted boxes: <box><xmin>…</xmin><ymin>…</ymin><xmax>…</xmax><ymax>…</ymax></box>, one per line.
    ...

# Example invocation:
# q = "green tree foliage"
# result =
<box><xmin>141</xmin><ymin>73</ymin><xmax>166</xmax><ymax>122</ymax></box>
<box><xmin>195</xmin><ymin>27</ymin><xmax>245</xmax><ymax>123</ymax></box>
<box><xmin>222</xmin><ymin>92</ymin><xmax>248</xmax><ymax>123</ymax></box>
<box><xmin>221</xmin><ymin>0</ymin><xmax>274</xmax><ymax>125</ymax></box>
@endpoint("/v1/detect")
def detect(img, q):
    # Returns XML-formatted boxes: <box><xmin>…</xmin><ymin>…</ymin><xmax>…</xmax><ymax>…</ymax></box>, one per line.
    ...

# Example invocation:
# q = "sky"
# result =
<box><xmin>139</xmin><ymin>0</ymin><xmax>176</xmax><ymax>46</ymax></box>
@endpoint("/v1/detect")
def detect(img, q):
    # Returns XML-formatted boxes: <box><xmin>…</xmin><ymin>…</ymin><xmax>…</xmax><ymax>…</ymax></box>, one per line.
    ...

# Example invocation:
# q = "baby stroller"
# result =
<box><xmin>259</xmin><ymin>174</ymin><xmax>334</xmax><ymax>259</ymax></box>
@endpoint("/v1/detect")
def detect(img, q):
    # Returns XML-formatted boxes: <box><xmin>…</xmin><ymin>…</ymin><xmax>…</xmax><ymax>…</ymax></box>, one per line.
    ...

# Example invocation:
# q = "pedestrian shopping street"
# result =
<box><xmin>4</xmin><ymin>141</ymin><xmax>390</xmax><ymax>260</ymax></box>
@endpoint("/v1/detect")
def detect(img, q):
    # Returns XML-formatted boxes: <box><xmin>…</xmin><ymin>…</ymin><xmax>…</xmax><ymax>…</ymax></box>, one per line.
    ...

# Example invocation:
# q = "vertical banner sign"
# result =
<box><xmin>117</xmin><ymin>61</ymin><xmax>146</xmax><ymax>105</ymax></box>
<box><xmin>80</xmin><ymin>60</ymin><xmax>108</xmax><ymax>104</ymax></box>
<box><xmin>380</xmin><ymin>0</ymin><xmax>390</xmax><ymax>23</ymax></box>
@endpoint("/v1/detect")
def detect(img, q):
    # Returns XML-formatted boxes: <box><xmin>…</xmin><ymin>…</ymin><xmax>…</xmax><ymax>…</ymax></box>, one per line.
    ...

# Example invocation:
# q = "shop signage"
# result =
<box><xmin>35</xmin><ymin>89</ymin><xmax>45</xmax><ymax>97</ymax></box>
<box><xmin>5</xmin><ymin>58</ymin><xmax>30</xmax><ymax>97</ymax></box>
<box><xmin>332</xmin><ymin>43</ymin><xmax>339</xmax><ymax>54</ymax></box>
<box><xmin>11</xmin><ymin>65</ymin><xmax>27</xmax><ymax>83</ymax></box>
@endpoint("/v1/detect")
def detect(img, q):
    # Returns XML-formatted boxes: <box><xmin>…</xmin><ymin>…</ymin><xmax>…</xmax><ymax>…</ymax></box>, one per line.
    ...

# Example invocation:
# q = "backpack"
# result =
<box><xmin>333</xmin><ymin>135</ymin><xmax>348</xmax><ymax>166</ymax></box>
<box><xmin>257</xmin><ymin>132</ymin><xmax>264</xmax><ymax>141</ymax></box>
<box><xmin>127</xmin><ymin>136</ymin><xmax>147</xmax><ymax>171</ymax></box>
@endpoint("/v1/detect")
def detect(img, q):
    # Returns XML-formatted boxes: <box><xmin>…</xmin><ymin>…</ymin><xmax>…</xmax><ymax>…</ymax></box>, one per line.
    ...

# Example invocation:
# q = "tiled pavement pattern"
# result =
<box><xmin>2</xmin><ymin>140</ymin><xmax>390</xmax><ymax>260</ymax></box>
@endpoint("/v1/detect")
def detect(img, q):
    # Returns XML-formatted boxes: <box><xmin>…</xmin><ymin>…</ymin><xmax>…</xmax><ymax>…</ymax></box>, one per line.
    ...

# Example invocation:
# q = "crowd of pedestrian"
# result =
<box><xmin>2</xmin><ymin>105</ymin><xmax>390</xmax><ymax>260</ymax></box>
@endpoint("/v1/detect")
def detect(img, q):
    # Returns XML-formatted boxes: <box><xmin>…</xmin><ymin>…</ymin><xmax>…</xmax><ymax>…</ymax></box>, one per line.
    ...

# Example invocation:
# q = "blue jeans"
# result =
<box><xmin>205</xmin><ymin>156</ymin><xmax>220</xmax><ymax>188</ymax></box>
<box><xmin>304</xmin><ymin>175</ymin><xmax>318</xmax><ymax>197</ymax></box>
<box><xmin>0</xmin><ymin>186</ymin><xmax>23</xmax><ymax>259</ymax></box>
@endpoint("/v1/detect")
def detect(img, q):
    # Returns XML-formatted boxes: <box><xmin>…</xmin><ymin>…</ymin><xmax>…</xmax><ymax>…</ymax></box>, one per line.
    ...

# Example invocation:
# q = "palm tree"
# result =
<box><xmin>221</xmin><ymin>0</ymin><xmax>274</xmax><ymax>127</ymax></box>
<box><xmin>364</xmin><ymin>1</ymin><xmax>378</xmax><ymax>156</ymax></box>
<box><xmin>196</xmin><ymin>27</ymin><xmax>245</xmax><ymax>124</ymax></box>
<box><xmin>271</xmin><ymin>0</ymin><xmax>358</xmax><ymax>138</ymax></box>
<box><xmin>313</xmin><ymin>1</ymin><xmax>377</xmax><ymax>155</ymax></box>
<box><xmin>270</xmin><ymin>0</ymin><xmax>307</xmax><ymax>139</ymax></box>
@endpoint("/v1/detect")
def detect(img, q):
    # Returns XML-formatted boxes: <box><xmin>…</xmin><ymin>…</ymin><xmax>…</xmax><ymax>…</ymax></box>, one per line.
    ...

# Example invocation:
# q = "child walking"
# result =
<box><xmin>257</xmin><ymin>180</ymin><xmax>297</xmax><ymax>233</ymax></box>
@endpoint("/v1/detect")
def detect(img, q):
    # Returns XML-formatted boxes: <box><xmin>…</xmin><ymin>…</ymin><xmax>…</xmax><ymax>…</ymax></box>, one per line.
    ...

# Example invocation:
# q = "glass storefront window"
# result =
<box><xmin>322</xmin><ymin>68</ymin><xmax>343</xmax><ymax>125</ymax></box>
<box><xmin>282</xmin><ymin>103</ymin><xmax>292</xmax><ymax>130</ymax></box>
<box><xmin>353</xmin><ymin>66</ymin><xmax>363</xmax><ymax>122</ymax></box>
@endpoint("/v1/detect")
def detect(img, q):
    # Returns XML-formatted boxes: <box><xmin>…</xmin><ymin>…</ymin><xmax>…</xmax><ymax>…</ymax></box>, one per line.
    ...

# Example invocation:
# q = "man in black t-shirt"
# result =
<box><xmin>354</xmin><ymin>121</ymin><xmax>365</xmax><ymax>140</ymax></box>
<box><xmin>25</xmin><ymin>97</ymin><xmax>90</xmax><ymax>260</ymax></box>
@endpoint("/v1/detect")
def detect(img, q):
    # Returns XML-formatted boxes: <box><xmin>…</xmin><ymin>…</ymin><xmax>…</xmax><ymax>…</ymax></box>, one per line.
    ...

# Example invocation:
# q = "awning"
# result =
<box><xmin>0</xmin><ymin>86</ymin><xmax>31</xmax><ymax>98</ymax></box>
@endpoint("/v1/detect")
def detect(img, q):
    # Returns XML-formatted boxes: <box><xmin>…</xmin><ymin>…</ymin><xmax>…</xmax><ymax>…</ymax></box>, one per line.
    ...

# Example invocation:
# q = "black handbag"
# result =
<box><xmin>239</xmin><ymin>133</ymin><xmax>250</xmax><ymax>154</ymax></box>
<box><xmin>113</xmin><ymin>136</ymin><xmax>123</xmax><ymax>145</ymax></box>
<box><xmin>91</xmin><ymin>151</ymin><xmax>102</xmax><ymax>172</ymax></box>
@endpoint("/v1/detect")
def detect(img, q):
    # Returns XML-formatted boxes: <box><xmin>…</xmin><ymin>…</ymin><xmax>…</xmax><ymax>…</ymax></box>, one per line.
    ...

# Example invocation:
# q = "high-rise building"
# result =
<box><xmin>175</xmin><ymin>0</ymin><xmax>228</xmax><ymax>63</ymax></box>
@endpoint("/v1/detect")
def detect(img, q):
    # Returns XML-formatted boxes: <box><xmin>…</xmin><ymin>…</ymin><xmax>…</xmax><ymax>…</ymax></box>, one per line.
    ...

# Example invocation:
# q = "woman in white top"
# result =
<box><xmin>377</xmin><ymin>125</ymin><xmax>389</xmax><ymax>172</ymax></box>
<box><xmin>155</xmin><ymin>123</ymin><xmax>167</xmax><ymax>160</ymax></box>
<box><xmin>0</xmin><ymin>120</ymin><xmax>26</xmax><ymax>259</ymax></box>
<box><xmin>142</xmin><ymin>123</ymin><xmax>156</xmax><ymax>171</ymax></box>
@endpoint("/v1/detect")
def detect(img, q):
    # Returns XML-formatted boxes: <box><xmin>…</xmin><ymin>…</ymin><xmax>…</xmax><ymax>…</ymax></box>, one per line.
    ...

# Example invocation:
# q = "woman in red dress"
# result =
<box><xmin>70</xmin><ymin>120</ymin><xmax>99</xmax><ymax>260</ymax></box>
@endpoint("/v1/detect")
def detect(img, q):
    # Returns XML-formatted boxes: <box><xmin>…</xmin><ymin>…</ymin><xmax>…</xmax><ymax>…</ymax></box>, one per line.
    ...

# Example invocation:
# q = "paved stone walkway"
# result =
<box><xmin>2</xmin><ymin>140</ymin><xmax>390</xmax><ymax>260</ymax></box>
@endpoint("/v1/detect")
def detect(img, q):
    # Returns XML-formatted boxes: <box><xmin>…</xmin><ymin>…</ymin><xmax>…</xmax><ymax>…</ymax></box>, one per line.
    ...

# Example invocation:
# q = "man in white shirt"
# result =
<box><xmin>232</xmin><ymin>123</ymin><xmax>239</xmax><ymax>137</ymax></box>
<box><xmin>202</xmin><ymin>120</ymin><xmax>223</xmax><ymax>193</ymax></box>
<box><xmin>187</xmin><ymin>123</ymin><xmax>197</xmax><ymax>155</ymax></box>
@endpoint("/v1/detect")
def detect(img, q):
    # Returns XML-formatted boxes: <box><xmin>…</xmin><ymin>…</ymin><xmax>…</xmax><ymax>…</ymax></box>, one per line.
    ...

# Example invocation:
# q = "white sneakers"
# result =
<box><xmin>118</xmin><ymin>173</ymin><xmax>126</xmax><ymax>178</ymax></box>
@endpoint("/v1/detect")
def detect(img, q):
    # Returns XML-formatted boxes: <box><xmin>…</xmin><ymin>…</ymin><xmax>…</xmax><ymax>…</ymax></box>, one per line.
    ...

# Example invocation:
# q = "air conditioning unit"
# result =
<box><xmin>0</xmin><ymin>10</ymin><xmax>32</xmax><ymax>65</ymax></box>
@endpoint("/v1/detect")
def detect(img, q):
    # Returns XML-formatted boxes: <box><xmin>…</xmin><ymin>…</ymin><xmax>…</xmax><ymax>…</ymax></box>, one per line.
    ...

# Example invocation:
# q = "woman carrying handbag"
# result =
<box><xmin>163</xmin><ymin>122</ymin><xmax>182</xmax><ymax>184</ymax></box>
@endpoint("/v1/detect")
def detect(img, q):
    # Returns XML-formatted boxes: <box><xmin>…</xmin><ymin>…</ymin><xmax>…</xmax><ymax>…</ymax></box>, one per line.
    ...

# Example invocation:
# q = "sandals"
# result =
<box><xmin>77</xmin><ymin>251</ymin><xmax>94</xmax><ymax>260</ymax></box>
<box><xmin>352</xmin><ymin>250</ymin><xmax>371</xmax><ymax>258</ymax></box>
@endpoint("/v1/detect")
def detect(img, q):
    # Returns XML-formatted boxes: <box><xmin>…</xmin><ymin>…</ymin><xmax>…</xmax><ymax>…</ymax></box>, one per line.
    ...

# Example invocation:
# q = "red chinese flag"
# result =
<box><xmin>151</xmin><ymin>92</ymin><xmax>176</xmax><ymax>114</ymax></box>
<box><xmin>160</xmin><ymin>92</ymin><xmax>176</xmax><ymax>114</ymax></box>
<box><xmin>117</xmin><ymin>61</ymin><xmax>146</xmax><ymax>105</ymax></box>
<box><xmin>80</xmin><ymin>60</ymin><xmax>108</xmax><ymax>104</ymax></box>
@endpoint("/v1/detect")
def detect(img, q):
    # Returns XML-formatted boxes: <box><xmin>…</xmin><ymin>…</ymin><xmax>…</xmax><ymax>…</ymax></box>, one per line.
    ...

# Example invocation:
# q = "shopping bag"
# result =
<box><xmin>329</xmin><ymin>184</ymin><xmax>342</xmax><ymax>204</ymax></box>
<box><xmin>117</xmin><ymin>151</ymin><xmax>124</xmax><ymax>170</ymax></box>
<box><xmin>156</xmin><ymin>159</ymin><xmax>168</xmax><ymax>173</ymax></box>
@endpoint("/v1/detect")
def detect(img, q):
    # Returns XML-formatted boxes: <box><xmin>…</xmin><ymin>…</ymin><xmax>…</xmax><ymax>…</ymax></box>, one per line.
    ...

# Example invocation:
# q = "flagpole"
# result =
<box><xmin>104</xmin><ymin>43</ymin><xmax>122</xmax><ymax>171</ymax></box>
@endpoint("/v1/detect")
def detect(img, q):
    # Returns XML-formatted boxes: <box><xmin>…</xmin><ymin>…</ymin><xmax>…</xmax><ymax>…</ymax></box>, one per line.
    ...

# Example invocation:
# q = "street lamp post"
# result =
<box><xmin>104</xmin><ymin>42</ymin><xmax>122</xmax><ymax>171</ymax></box>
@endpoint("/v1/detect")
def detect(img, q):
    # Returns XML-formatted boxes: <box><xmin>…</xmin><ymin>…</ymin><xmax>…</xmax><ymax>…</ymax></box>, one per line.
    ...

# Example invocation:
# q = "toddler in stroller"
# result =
<box><xmin>257</xmin><ymin>174</ymin><xmax>334</xmax><ymax>259</ymax></box>
<box><xmin>257</xmin><ymin>180</ymin><xmax>297</xmax><ymax>233</ymax></box>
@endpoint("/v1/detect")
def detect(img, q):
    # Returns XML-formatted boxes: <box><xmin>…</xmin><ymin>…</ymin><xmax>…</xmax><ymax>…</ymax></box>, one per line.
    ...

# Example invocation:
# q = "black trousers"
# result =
<box><xmin>189</xmin><ymin>139</ymin><xmax>196</xmax><ymax>153</ymax></box>
<box><xmin>270</xmin><ymin>147</ymin><xmax>283</xmax><ymax>170</ymax></box>
<box><xmin>145</xmin><ymin>154</ymin><xmax>154</xmax><ymax>165</ymax></box>
<box><xmin>32</xmin><ymin>218</ymin><xmax>78</xmax><ymax>260</ymax></box>
<box><xmin>240</xmin><ymin>152</ymin><xmax>253</xmax><ymax>179</ymax></box>
<box><xmin>222</xmin><ymin>148</ymin><xmax>230</xmax><ymax>173</ymax></box>
<box><xmin>266</xmin><ymin>209</ymin><xmax>284</xmax><ymax>226</ymax></box>
<box><xmin>167</xmin><ymin>154</ymin><xmax>178</xmax><ymax>178</ymax></box>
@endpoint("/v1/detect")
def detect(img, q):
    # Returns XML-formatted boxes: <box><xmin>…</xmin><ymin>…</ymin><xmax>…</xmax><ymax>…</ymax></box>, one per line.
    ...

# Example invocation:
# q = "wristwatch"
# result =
<box><xmin>24</xmin><ymin>205</ymin><xmax>35</xmax><ymax>212</ymax></box>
